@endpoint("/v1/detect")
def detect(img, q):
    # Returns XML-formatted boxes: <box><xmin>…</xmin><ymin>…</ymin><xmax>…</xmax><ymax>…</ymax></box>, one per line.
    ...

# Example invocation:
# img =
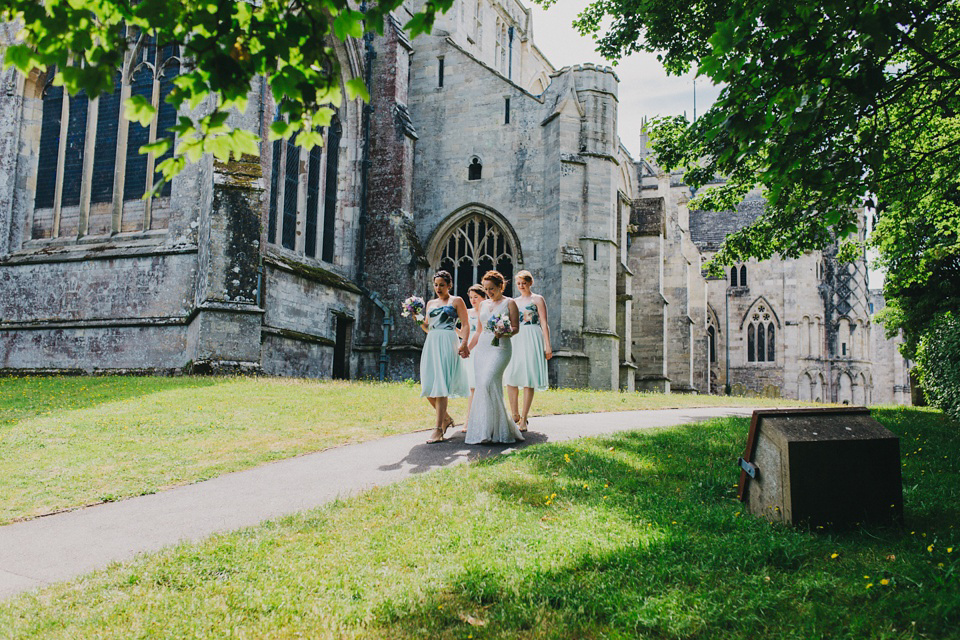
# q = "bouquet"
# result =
<box><xmin>487</xmin><ymin>312</ymin><xmax>512</xmax><ymax>346</ymax></box>
<box><xmin>401</xmin><ymin>296</ymin><xmax>426</xmax><ymax>322</ymax></box>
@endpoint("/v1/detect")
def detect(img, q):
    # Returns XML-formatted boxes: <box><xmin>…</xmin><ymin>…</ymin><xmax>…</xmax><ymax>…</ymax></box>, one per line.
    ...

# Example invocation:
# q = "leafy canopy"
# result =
<box><xmin>572</xmin><ymin>0</ymin><xmax>960</xmax><ymax>349</ymax></box>
<box><xmin>1</xmin><ymin>0</ymin><xmax>453</xmax><ymax>192</ymax></box>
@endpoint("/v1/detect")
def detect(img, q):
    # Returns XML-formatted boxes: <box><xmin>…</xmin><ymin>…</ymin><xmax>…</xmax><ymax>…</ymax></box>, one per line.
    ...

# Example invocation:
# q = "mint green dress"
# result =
<box><xmin>420</xmin><ymin>304</ymin><xmax>469</xmax><ymax>398</ymax></box>
<box><xmin>463</xmin><ymin>310</ymin><xmax>479</xmax><ymax>389</ymax></box>
<box><xmin>504</xmin><ymin>300</ymin><xmax>549</xmax><ymax>391</ymax></box>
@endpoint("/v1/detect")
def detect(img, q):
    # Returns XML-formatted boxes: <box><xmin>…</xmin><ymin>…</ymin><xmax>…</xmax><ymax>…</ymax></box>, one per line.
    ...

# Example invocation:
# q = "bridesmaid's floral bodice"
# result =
<box><xmin>520</xmin><ymin>302</ymin><xmax>540</xmax><ymax>325</ymax></box>
<box><xmin>428</xmin><ymin>304</ymin><xmax>457</xmax><ymax>330</ymax></box>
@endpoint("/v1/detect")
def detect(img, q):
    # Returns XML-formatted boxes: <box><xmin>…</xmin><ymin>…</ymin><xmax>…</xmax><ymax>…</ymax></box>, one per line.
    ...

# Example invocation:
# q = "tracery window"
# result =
<box><xmin>32</xmin><ymin>32</ymin><xmax>180</xmax><ymax>240</ymax></box>
<box><xmin>747</xmin><ymin>304</ymin><xmax>776</xmax><ymax>362</ymax></box>
<box><xmin>267</xmin><ymin>113</ymin><xmax>341</xmax><ymax>261</ymax></box>
<box><xmin>437</xmin><ymin>214</ymin><xmax>516</xmax><ymax>297</ymax></box>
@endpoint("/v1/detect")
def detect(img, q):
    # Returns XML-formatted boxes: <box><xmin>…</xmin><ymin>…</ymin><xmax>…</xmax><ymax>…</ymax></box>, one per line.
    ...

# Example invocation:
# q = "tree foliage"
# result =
<box><xmin>1</xmin><ymin>0</ymin><xmax>453</xmax><ymax>191</ymax></box>
<box><xmin>914</xmin><ymin>313</ymin><xmax>960</xmax><ymax>422</ymax></box>
<box><xmin>573</xmin><ymin>0</ymin><xmax>960</xmax><ymax>352</ymax></box>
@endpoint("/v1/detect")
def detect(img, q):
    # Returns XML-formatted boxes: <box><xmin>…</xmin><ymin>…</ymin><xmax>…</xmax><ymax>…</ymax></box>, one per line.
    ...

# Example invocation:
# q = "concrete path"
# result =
<box><xmin>0</xmin><ymin>407</ymin><xmax>756</xmax><ymax>601</ymax></box>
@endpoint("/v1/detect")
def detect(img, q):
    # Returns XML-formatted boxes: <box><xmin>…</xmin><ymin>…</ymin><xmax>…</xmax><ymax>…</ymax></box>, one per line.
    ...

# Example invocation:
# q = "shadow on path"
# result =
<box><xmin>378</xmin><ymin>431</ymin><xmax>550</xmax><ymax>474</ymax></box>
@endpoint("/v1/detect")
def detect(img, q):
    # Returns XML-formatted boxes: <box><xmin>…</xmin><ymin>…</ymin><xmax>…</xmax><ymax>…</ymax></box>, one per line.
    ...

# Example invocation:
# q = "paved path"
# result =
<box><xmin>0</xmin><ymin>407</ymin><xmax>757</xmax><ymax>601</ymax></box>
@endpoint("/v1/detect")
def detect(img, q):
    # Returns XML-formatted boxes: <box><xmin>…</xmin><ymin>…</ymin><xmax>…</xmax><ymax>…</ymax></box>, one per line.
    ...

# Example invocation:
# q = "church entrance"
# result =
<box><xmin>435</xmin><ymin>213</ymin><xmax>518</xmax><ymax>297</ymax></box>
<box><xmin>333</xmin><ymin>315</ymin><xmax>353</xmax><ymax>380</ymax></box>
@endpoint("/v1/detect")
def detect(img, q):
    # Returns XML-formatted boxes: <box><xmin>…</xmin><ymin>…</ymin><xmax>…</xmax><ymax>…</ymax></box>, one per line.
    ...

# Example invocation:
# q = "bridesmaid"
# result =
<box><xmin>505</xmin><ymin>270</ymin><xmax>552</xmax><ymax>431</ymax></box>
<box><xmin>465</xmin><ymin>270</ymin><xmax>524</xmax><ymax>445</ymax></box>
<box><xmin>460</xmin><ymin>284</ymin><xmax>487</xmax><ymax>433</ymax></box>
<box><xmin>420</xmin><ymin>270</ymin><xmax>471</xmax><ymax>443</ymax></box>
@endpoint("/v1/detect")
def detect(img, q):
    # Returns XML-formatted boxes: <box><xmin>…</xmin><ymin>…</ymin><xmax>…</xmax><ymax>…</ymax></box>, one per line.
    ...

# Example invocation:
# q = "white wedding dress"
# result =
<box><xmin>465</xmin><ymin>298</ymin><xmax>525</xmax><ymax>445</ymax></box>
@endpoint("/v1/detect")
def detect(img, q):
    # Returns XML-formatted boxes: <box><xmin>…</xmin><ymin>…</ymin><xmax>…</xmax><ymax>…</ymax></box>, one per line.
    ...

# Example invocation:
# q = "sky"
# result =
<box><xmin>525</xmin><ymin>0</ymin><xmax>723</xmax><ymax>158</ymax></box>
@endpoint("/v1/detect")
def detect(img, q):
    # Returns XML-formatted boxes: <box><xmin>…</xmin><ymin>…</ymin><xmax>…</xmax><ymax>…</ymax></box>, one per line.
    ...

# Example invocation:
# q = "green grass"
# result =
<box><xmin>0</xmin><ymin>376</ymin><xmax>797</xmax><ymax>525</ymax></box>
<box><xmin>1</xmin><ymin>406</ymin><xmax>956</xmax><ymax>638</ymax></box>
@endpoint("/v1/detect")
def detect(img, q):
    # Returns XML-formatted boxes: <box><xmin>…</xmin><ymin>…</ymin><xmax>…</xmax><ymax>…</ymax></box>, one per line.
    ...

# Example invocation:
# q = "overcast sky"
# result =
<box><xmin>526</xmin><ymin>0</ymin><xmax>723</xmax><ymax>158</ymax></box>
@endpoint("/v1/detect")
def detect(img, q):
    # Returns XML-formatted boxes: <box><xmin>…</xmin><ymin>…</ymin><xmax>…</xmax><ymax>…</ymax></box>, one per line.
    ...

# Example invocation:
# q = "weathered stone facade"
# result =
<box><xmin>0</xmin><ymin>1</ymin><xmax>911</xmax><ymax>404</ymax></box>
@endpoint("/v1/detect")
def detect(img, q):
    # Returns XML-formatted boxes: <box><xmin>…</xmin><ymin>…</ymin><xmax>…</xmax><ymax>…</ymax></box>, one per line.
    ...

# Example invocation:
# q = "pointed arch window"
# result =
<box><xmin>740</xmin><ymin>265</ymin><xmax>748</xmax><ymax>286</ymax></box>
<box><xmin>746</xmin><ymin>304</ymin><xmax>776</xmax><ymax>363</ymax></box>
<box><xmin>730</xmin><ymin>266</ymin><xmax>738</xmax><ymax>287</ymax></box>
<box><xmin>437</xmin><ymin>214</ymin><xmax>517</xmax><ymax>297</ymax></box>
<box><xmin>268</xmin><ymin>113</ymin><xmax>341</xmax><ymax>261</ymax></box>
<box><xmin>31</xmin><ymin>33</ymin><xmax>180</xmax><ymax>240</ymax></box>
<box><xmin>707</xmin><ymin>309</ymin><xmax>719</xmax><ymax>364</ymax></box>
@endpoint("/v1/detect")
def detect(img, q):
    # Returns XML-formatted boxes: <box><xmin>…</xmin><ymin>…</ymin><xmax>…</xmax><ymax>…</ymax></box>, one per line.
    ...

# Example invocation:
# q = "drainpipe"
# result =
<box><xmin>356</xmin><ymin>6</ymin><xmax>390</xmax><ymax>380</ymax></box>
<box><xmin>724</xmin><ymin>286</ymin><xmax>731</xmax><ymax>395</ymax></box>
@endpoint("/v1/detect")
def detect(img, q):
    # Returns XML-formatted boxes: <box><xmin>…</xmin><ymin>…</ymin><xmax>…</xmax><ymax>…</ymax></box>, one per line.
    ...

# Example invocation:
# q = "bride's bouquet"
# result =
<box><xmin>487</xmin><ymin>312</ymin><xmax>512</xmax><ymax>346</ymax></box>
<box><xmin>401</xmin><ymin>296</ymin><xmax>426</xmax><ymax>322</ymax></box>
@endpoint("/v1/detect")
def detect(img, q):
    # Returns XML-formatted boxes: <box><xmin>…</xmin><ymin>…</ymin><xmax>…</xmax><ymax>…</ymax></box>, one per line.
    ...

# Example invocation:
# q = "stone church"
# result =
<box><xmin>0</xmin><ymin>0</ymin><xmax>912</xmax><ymax>404</ymax></box>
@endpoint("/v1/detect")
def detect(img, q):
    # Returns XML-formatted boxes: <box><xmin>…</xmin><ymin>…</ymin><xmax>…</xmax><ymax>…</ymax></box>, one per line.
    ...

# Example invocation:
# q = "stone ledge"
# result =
<box><xmin>582</xmin><ymin>329</ymin><xmax>620</xmax><ymax>338</ymax></box>
<box><xmin>1</xmin><ymin>242</ymin><xmax>197</xmax><ymax>265</ymax></box>
<box><xmin>0</xmin><ymin>316</ymin><xmax>190</xmax><ymax>331</ymax></box>
<box><xmin>0</xmin><ymin>367</ymin><xmax>184</xmax><ymax>377</ymax></box>
<box><xmin>551</xmin><ymin>350</ymin><xmax>589</xmax><ymax>360</ymax></box>
<box><xmin>262</xmin><ymin>326</ymin><xmax>336</xmax><ymax>347</ymax></box>
<box><xmin>264</xmin><ymin>254</ymin><xmax>363</xmax><ymax>294</ymax></box>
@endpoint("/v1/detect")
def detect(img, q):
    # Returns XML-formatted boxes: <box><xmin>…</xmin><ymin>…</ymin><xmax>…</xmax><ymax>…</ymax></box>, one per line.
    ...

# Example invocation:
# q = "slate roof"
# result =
<box><xmin>689</xmin><ymin>193</ymin><xmax>766</xmax><ymax>251</ymax></box>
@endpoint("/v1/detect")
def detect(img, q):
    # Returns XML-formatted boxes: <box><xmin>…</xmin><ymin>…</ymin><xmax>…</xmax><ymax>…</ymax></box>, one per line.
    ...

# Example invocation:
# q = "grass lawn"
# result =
<box><xmin>0</xmin><ymin>376</ymin><xmax>796</xmax><ymax>525</ymax></box>
<box><xmin>0</xmin><ymin>406</ymin><xmax>956</xmax><ymax>638</ymax></box>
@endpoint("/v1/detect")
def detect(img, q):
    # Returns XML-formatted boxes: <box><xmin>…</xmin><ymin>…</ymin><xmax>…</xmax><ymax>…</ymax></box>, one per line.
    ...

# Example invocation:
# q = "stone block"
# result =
<box><xmin>739</xmin><ymin>407</ymin><xmax>903</xmax><ymax>528</ymax></box>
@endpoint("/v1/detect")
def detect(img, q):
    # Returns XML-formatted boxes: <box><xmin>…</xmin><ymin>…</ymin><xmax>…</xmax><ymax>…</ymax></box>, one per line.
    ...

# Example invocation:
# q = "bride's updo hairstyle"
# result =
<box><xmin>516</xmin><ymin>270</ymin><xmax>534</xmax><ymax>286</ymax></box>
<box><xmin>433</xmin><ymin>270</ymin><xmax>453</xmax><ymax>286</ymax></box>
<box><xmin>482</xmin><ymin>270</ymin><xmax>505</xmax><ymax>290</ymax></box>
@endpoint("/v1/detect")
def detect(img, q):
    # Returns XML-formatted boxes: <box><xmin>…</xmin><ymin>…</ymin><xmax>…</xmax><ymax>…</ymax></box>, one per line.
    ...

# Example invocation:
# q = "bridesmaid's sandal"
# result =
<box><xmin>443</xmin><ymin>415</ymin><xmax>455</xmax><ymax>430</ymax></box>
<box><xmin>426</xmin><ymin>426</ymin><xmax>446</xmax><ymax>444</ymax></box>
<box><xmin>518</xmin><ymin>418</ymin><xmax>528</xmax><ymax>432</ymax></box>
<box><xmin>512</xmin><ymin>413</ymin><xmax>521</xmax><ymax>425</ymax></box>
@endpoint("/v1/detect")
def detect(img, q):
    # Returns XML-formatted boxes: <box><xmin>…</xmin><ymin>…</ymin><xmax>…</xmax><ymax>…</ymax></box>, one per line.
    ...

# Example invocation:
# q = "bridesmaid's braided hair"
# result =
<box><xmin>467</xmin><ymin>284</ymin><xmax>487</xmax><ymax>298</ymax></box>
<box><xmin>433</xmin><ymin>270</ymin><xmax>453</xmax><ymax>286</ymax></box>
<box><xmin>482</xmin><ymin>270</ymin><xmax>505</xmax><ymax>289</ymax></box>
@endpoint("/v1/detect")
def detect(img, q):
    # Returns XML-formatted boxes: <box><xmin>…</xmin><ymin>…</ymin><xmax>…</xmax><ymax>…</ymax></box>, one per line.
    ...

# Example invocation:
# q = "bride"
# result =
<box><xmin>464</xmin><ymin>270</ymin><xmax>525</xmax><ymax>445</ymax></box>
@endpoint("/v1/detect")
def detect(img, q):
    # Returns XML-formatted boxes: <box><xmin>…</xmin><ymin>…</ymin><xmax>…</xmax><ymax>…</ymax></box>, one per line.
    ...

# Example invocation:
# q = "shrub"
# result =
<box><xmin>914</xmin><ymin>312</ymin><xmax>960</xmax><ymax>422</ymax></box>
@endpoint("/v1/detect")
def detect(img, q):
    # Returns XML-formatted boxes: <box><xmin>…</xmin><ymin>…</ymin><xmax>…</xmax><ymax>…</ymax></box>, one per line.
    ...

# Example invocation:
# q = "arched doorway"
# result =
<box><xmin>433</xmin><ymin>212</ymin><xmax>519</xmax><ymax>297</ymax></box>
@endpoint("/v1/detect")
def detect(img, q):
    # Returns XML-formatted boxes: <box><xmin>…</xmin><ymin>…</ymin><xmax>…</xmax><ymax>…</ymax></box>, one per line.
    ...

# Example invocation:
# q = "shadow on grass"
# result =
<box><xmin>364</xmin><ymin>414</ymin><xmax>960</xmax><ymax>638</ymax></box>
<box><xmin>0</xmin><ymin>375</ymin><xmax>224</xmax><ymax>425</ymax></box>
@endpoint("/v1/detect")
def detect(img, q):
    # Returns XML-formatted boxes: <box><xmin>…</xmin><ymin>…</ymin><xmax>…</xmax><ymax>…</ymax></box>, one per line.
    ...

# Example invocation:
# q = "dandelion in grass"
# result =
<box><xmin>830</xmin><ymin>553</ymin><xmax>839</xmax><ymax>559</ymax></box>
<box><xmin>400</xmin><ymin>296</ymin><xmax>426</xmax><ymax>322</ymax></box>
<box><xmin>928</xmin><ymin>544</ymin><xmax>934</xmax><ymax>552</ymax></box>
<box><xmin>881</xmin><ymin>579</ymin><xmax>890</xmax><ymax>586</ymax></box>
<box><xmin>866</xmin><ymin>583</ymin><xmax>874</xmax><ymax>589</ymax></box>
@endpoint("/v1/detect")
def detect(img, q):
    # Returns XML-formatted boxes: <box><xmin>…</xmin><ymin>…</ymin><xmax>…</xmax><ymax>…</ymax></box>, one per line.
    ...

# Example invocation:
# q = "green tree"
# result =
<box><xmin>571</xmin><ymin>0</ymin><xmax>960</xmax><ymax>357</ymax></box>
<box><xmin>1</xmin><ymin>0</ymin><xmax>452</xmax><ymax>189</ymax></box>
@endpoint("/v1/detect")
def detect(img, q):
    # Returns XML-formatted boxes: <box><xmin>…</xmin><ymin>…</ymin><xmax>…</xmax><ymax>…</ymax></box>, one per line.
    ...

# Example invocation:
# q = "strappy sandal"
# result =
<box><xmin>426</xmin><ymin>425</ymin><xmax>447</xmax><ymax>444</ymax></box>
<box><xmin>518</xmin><ymin>417</ymin><xmax>528</xmax><ymax>432</ymax></box>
